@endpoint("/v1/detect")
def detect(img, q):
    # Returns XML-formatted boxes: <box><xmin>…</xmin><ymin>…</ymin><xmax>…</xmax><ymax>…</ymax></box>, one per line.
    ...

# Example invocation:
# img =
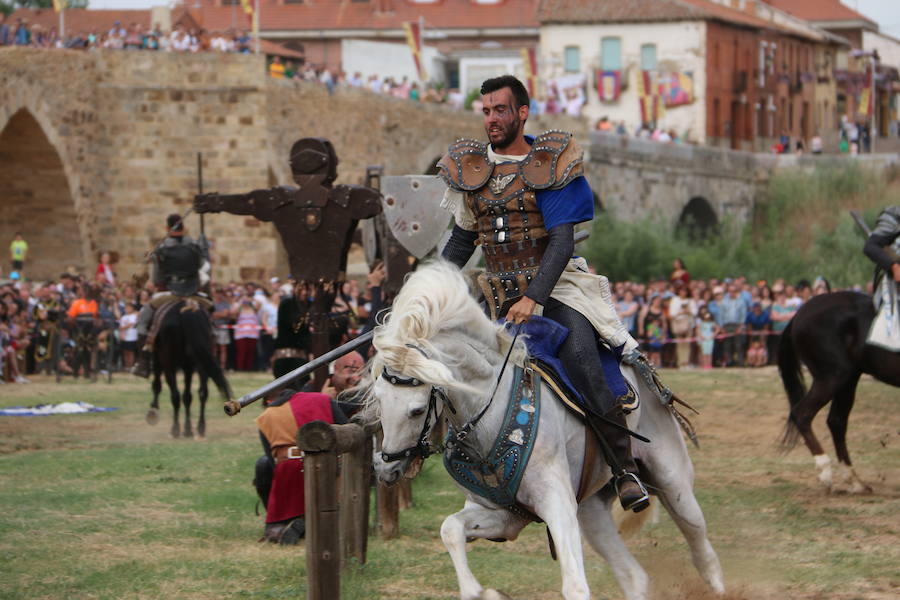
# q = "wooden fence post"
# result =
<box><xmin>340</xmin><ymin>431</ymin><xmax>371</xmax><ymax>566</ymax></box>
<box><xmin>297</xmin><ymin>421</ymin><xmax>367</xmax><ymax>600</ymax></box>
<box><xmin>374</xmin><ymin>430</ymin><xmax>400</xmax><ymax>539</ymax></box>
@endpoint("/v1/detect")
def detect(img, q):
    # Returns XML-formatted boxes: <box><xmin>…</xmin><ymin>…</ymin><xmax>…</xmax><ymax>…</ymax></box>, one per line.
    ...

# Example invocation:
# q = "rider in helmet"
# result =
<box><xmin>131</xmin><ymin>214</ymin><xmax>208</xmax><ymax>377</ymax></box>
<box><xmin>863</xmin><ymin>206</ymin><xmax>900</xmax><ymax>291</ymax></box>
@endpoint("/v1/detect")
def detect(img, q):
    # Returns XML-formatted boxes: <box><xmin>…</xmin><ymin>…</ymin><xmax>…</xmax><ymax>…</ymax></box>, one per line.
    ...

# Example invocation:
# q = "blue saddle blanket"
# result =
<box><xmin>513</xmin><ymin>316</ymin><xmax>629</xmax><ymax>402</ymax></box>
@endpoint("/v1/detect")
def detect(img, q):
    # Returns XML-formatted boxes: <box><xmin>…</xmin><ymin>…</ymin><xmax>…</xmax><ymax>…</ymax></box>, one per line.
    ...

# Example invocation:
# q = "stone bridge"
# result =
<box><xmin>4</xmin><ymin>48</ymin><xmax>873</xmax><ymax>282</ymax></box>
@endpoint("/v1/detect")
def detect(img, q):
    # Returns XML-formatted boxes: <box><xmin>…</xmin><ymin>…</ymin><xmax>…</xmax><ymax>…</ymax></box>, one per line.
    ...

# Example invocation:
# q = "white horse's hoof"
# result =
<box><xmin>482</xmin><ymin>590</ymin><xmax>513</xmax><ymax>600</ymax></box>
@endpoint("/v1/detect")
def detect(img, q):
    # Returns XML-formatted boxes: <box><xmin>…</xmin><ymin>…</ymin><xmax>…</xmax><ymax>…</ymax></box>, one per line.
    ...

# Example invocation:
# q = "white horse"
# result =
<box><xmin>368</xmin><ymin>262</ymin><xmax>724</xmax><ymax>600</ymax></box>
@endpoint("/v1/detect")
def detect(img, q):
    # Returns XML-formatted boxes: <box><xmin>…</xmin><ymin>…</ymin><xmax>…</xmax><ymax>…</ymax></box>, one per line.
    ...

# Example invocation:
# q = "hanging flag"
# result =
<box><xmin>239</xmin><ymin>0</ymin><xmax>253</xmax><ymax>15</ymax></box>
<box><xmin>658</xmin><ymin>72</ymin><xmax>694</xmax><ymax>107</ymax></box>
<box><xmin>521</xmin><ymin>47</ymin><xmax>538</xmax><ymax>98</ymax></box>
<box><xmin>52</xmin><ymin>0</ymin><xmax>66</xmax><ymax>12</ymax></box>
<box><xmin>403</xmin><ymin>21</ymin><xmax>427</xmax><ymax>82</ymax></box>
<box><xmin>858</xmin><ymin>67</ymin><xmax>874</xmax><ymax>118</ymax></box>
<box><xmin>636</xmin><ymin>70</ymin><xmax>665</xmax><ymax>123</ymax></box>
<box><xmin>596</xmin><ymin>70</ymin><xmax>622</xmax><ymax>102</ymax></box>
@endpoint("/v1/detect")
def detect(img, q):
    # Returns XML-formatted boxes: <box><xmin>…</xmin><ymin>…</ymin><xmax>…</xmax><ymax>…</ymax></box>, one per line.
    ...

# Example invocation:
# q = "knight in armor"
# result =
<box><xmin>131</xmin><ymin>214</ymin><xmax>208</xmax><ymax>378</ymax></box>
<box><xmin>439</xmin><ymin>75</ymin><xmax>649</xmax><ymax>512</ymax></box>
<box><xmin>863</xmin><ymin>206</ymin><xmax>900</xmax><ymax>291</ymax></box>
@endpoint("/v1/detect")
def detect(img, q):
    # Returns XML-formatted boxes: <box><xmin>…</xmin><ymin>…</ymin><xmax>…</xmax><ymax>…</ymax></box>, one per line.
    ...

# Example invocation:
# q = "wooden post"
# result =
<box><xmin>374</xmin><ymin>431</ymin><xmax>400</xmax><ymax>539</ymax></box>
<box><xmin>340</xmin><ymin>432</ymin><xmax>371</xmax><ymax>566</ymax></box>
<box><xmin>398</xmin><ymin>479</ymin><xmax>413</xmax><ymax>510</ymax></box>
<box><xmin>298</xmin><ymin>421</ymin><xmax>367</xmax><ymax>600</ymax></box>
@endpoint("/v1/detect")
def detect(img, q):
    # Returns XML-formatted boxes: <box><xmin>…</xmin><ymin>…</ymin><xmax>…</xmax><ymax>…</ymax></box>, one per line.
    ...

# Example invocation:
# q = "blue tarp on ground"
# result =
<box><xmin>0</xmin><ymin>402</ymin><xmax>118</xmax><ymax>416</ymax></box>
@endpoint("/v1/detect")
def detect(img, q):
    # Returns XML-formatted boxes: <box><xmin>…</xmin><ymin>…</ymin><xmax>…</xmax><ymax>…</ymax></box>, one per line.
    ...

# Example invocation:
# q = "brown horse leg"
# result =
<box><xmin>182</xmin><ymin>369</ymin><xmax>194</xmax><ymax>439</ymax></box>
<box><xmin>827</xmin><ymin>376</ymin><xmax>871</xmax><ymax>493</ymax></box>
<box><xmin>790</xmin><ymin>379</ymin><xmax>836</xmax><ymax>488</ymax></box>
<box><xmin>197</xmin><ymin>374</ymin><xmax>208</xmax><ymax>439</ymax></box>
<box><xmin>147</xmin><ymin>364</ymin><xmax>162</xmax><ymax>425</ymax></box>
<box><xmin>164</xmin><ymin>368</ymin><xmax>181</xmax><ymax>438</ymax></box>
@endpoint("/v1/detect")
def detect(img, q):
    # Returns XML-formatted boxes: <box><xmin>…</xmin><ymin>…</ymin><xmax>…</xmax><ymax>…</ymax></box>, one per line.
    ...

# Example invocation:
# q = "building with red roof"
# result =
<box><xmin>538</xmin><ymin>0</ymin><xmax>850</xmax><ymax>150</ymax></box>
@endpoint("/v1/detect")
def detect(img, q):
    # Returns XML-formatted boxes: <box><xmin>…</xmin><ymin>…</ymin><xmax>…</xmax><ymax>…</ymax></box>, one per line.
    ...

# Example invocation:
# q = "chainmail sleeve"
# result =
<box><xmin>441</xmin><ymin>225</ymin><xmax>479</xmax><ymax>269</ymax></box>
<box><xmin>864</xmin><ymin>208</ymin><xmax>900</xmax><ymax>273</ymax></box>
<box><xmin>524</xmin><ymin>223</ymin><xmax>574</xmax><ymax>306</ymax></box>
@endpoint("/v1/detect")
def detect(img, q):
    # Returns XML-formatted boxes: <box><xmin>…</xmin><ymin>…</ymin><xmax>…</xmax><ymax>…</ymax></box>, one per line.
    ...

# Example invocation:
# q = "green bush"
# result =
<box><xmin>583</xmin><ymin>165</ymin><xmax>897</xmax><ymax>288</ymax></box>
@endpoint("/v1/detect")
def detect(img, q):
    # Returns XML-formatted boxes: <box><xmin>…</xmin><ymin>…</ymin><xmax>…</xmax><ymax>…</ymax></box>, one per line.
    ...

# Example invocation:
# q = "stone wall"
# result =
<box><xmin>2</xmin><ymin>48</ymin><xmax>895</xmax><ymax>284</ymax></box>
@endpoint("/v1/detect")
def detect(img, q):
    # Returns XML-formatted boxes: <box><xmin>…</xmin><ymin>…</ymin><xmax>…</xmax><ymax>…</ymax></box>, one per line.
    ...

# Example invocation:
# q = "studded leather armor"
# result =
<box><xmin>439</xmin><ymin>131</ymin><xmax>584</xmax><ymax>318</ymax></box>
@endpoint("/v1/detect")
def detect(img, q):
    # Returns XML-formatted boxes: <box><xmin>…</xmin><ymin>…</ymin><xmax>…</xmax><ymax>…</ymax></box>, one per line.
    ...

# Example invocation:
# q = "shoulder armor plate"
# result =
<box><xmin>520</xmin><ymin>130</ymin><xmax>584</xmax><ymax>190</ymax></box>
<box><xmin>438</xmin><ymin>139</ymin><xmax>491</xmax><ymax>191</ymax></box>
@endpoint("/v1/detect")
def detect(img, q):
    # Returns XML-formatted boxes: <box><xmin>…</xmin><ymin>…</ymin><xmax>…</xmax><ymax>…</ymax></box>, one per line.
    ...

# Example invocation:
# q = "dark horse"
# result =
<box><xmin>146</xmin><ymin>300</ymin><xmax>231</xmax><ymax>438</ymax></box>
<box><xmin>778</xmin><ymin>290</ymin><xmax>900</xmax><ymax>493</ymax></box>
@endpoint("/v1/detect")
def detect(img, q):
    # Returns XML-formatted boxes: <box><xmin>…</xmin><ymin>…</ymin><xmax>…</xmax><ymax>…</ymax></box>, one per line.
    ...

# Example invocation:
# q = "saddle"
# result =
<box><xmin>146</xmin><ymin>293</ymin><xmax>214</xmax><ymax>350</ymax></box>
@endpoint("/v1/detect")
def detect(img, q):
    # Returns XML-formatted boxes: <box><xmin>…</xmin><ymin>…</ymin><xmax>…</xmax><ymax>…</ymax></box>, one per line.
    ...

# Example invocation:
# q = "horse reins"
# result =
<box><xmin>379</xmin><ymin>329</ymin><xmax>520</xmax><ymax>463</ymax></box>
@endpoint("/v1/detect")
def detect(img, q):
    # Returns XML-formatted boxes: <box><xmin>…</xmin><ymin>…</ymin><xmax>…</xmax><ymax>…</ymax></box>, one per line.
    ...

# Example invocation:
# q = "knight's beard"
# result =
<box><xmin>489</xmin><ymin>116</ymin><xmax>520</xmax><ymax>151</ymax></box>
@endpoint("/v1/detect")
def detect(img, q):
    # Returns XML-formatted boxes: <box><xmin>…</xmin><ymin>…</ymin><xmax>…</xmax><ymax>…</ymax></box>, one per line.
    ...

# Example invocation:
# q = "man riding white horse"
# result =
<box><xmin>439</xmin><ymin>75</ymin><xmax>649</xmax><ymax>512</ymax></box>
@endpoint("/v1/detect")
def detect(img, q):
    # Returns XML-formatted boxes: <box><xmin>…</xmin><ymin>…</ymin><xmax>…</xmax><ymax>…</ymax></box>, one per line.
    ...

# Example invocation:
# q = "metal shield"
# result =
<box><xmin>380</xmin><ymin>176</ymin><xmax>452</xmax><ymax>259</ymax></box>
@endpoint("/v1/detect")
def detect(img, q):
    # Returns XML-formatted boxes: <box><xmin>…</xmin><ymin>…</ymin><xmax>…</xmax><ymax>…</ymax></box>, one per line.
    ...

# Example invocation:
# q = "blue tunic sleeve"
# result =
<box><xmin>536</xmin><ymin>176</ymin><xmax>594</xmax><ymax>230</ymax></box>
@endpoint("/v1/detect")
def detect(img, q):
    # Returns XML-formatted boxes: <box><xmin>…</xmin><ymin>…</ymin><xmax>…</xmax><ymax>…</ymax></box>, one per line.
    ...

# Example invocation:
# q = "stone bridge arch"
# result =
<box><xmin>676</xmin><ymin>196</ymin><xmax>719</xmax><ymax>240</ymax></box>
<box><xmin>0</xmin><ymin>98</ymin><xmax>93</xmax><ymax>279</ymax></box>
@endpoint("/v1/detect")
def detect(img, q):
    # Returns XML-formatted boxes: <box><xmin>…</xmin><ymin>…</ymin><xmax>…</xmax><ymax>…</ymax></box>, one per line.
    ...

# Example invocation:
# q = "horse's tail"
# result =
<box><xmin>777</xmin><ymin>319</ymin><xmax>805</xmax><ymax>450</ymax></box>
<box><xmin>182</xmin><ymin>307</ymin><xmax>232</xmax><ymax>400</ymax></box>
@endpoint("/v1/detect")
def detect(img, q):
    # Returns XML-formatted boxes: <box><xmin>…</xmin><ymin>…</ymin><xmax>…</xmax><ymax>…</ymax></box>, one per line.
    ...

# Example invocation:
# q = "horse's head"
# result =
<box><xmin>366</xmin><ymin>261</ymin><xmax>506</xmax><ymax>484</ymax></box>
<box><xmin>371</xmin><ymin>366</ymin><xmax>448</xmax><ymax>484</ymax></box>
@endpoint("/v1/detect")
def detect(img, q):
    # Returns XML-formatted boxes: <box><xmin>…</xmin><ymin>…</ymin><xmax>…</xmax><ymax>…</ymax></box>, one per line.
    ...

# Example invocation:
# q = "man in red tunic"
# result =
<box><xmin>253</xmin><ymin>351</ymin><xmax>365</xmax><ymax>544</ymax></box>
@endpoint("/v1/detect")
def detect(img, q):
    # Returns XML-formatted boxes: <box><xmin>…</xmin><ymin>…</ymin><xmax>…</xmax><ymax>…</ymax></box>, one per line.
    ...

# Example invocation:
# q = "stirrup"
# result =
<box><xmin>614</xmin><ymin>472</ymin><xmax>650</xmax><ymax>513</ymax></box>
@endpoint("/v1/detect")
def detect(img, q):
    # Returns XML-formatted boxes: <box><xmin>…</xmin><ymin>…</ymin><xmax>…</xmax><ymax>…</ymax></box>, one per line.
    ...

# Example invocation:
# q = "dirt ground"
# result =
<box><xmin>0</xmin><ymin>367</ymin><xmax>898</xmax><ymax>599</ymax></box>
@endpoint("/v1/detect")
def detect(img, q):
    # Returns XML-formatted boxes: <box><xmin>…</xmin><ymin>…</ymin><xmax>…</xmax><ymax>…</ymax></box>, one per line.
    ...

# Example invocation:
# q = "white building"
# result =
<box><xmin>540</xmin><ymin>20</ymin><xmax>707</xmax><ymax>141</ymax></box>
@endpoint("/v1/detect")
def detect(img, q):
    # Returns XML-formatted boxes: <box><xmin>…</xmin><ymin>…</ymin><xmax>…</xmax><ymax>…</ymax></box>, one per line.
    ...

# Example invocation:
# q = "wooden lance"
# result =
<box><xmin>223</xmin><ymin>330</ymin><xmax>373</xmax><ymax>416</ymax></box>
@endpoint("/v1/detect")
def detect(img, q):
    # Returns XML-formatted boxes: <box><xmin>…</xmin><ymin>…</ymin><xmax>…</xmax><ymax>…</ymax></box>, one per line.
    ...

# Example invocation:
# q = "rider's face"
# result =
<box><xmin>482</xmin><ymin>87</ymin><xmax>526</xmax><ymax>151</ymax></box>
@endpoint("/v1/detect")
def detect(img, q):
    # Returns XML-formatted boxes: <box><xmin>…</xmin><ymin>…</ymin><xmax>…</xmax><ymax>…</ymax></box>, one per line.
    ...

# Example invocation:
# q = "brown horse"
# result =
<box><xmin>147</xmin><ymin>300</ymin><xmax>231</xmax><ymax>438</ymax></box>
<box><xmin>778</xmin><ymin>291</ymin><xmax>900</xmax><ymax>492</ymax></box>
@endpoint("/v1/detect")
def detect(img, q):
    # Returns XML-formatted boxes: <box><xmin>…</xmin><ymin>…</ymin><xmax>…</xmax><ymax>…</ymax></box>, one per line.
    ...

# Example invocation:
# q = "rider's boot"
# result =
<box><xmin>588</xmin><ymin>407</ymin><xmax>650</xmax><ymax>513</ymax></box>
<box><xmin>130</xmin><ymin>335</ymin><xmax>152</xmax><ymax>378</ymax></box>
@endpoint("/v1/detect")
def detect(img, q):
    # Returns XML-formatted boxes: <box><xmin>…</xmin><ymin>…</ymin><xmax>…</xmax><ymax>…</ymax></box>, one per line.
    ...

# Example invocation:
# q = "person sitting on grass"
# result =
<box><xmin>252</xmin><ymin>351</ymin><xmax>365</xmax><ymax>545</ymax></box>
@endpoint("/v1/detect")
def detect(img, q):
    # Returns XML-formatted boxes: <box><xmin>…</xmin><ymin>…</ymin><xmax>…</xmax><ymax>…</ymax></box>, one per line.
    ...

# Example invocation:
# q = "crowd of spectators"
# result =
<box><xmin>612</xmin><ymin>258</ymin><xmax>844</xmax><ymax>369</ymax></box>
<box><xmin>0</xmin><ymin>18</ymin><xmax>254</xmax><ymax>53</ymax></box>
<box><xmin>1</xmin><ymin>233</ymin><xmax>858</xmax><ymax>383</ymax></box>
<box><xmin>0</xmin><ymin>239</ymin><xmax>388</xmax><ymax>383</ymax></box>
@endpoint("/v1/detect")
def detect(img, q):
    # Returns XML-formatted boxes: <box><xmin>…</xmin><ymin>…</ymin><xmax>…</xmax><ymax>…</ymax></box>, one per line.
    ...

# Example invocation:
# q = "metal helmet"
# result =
<box><xmin>289</xmin><ymin>137</ymin><xmax>339</xmax><ymax>186</ymax></box>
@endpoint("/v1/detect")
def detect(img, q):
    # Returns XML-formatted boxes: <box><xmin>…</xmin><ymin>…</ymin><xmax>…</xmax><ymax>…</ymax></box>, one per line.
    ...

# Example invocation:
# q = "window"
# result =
<box><xmin>564</xmin><ymin>46</ymin><xmax>581</xmax><ymax>73</ymax></box>
<box><xmin>640</xmin><ymin>44</ymin><xmax>657</xmax><ymax>71</ymax></box>
<box><xmin>600</xmin><ymin>37</ymin><xmax>621</xmax><ymax>71</ymax></box>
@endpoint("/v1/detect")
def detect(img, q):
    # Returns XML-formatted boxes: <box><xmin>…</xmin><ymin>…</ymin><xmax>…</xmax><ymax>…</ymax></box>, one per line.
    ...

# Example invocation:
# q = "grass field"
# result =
<box><xmin>1</xmin><ymin>368</ymin><xmax>898</xmax><ymax>600</ymax></box>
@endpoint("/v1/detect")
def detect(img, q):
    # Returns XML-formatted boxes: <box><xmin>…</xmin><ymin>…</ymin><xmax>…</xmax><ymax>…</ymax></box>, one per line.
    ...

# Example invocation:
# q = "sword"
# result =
<box><xmin>224</xmin><ymin>330</ymin><xmax>374</xmax><ymax>416</ymax></box>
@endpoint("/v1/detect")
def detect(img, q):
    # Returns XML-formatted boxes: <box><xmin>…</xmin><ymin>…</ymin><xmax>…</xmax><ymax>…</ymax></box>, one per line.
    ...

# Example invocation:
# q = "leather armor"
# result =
<box><xmin>438</xmin><ymin>131</ymin><xmax>584</xmax><ymax>318</ymax></box>
<box><xmin>152</xmin><ymin>236</ymin><xmax>205</xmax><ymax>297</ymax></box>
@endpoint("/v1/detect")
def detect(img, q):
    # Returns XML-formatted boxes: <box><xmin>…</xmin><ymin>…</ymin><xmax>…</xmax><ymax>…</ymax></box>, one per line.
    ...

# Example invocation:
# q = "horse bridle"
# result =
<box><xmin>379</xmin><ymin>330</ymin><xmax>520</xmax><ymax>464</ymax></box>
<box><xmin>379</xmin><ymin>343</ymin><xmax>457</xmax><ymax>463</ymax></box>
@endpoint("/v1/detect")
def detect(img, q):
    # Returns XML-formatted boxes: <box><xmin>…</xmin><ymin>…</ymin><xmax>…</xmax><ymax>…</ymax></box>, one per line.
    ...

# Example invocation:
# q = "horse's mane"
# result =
<box><xmin>368</xmin><ymin>261</ymin><xmax>507</xmax><ymax>396</ymax></box>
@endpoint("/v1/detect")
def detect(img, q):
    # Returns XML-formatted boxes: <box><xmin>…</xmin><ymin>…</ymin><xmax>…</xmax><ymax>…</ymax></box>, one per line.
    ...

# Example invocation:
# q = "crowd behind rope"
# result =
<box><xmin>0</xmin><ymin>236</ymin><xmax>863</xmax><ymax>383</ymax></box>
<box><xmin>0</xmin><ymin>237</ymin><xmax>389</xmax><ymax>383</ymax></box>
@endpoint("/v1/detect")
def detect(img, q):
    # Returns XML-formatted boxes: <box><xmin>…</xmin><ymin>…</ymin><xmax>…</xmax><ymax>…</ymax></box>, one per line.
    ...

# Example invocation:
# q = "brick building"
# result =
<box><xmin>763</xmin><ymin>0</ymin><xmax>900</xmax><ymax>141</ymax></box>
<box><xmin>538</xmin><ymin>0</ymin><xmax>845</xmax><ymax>151</ymax></box>
<box><xmin>179</xmin><ymin>0</ymin><xmax>540</xmax><ymax>93</ymax></box>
